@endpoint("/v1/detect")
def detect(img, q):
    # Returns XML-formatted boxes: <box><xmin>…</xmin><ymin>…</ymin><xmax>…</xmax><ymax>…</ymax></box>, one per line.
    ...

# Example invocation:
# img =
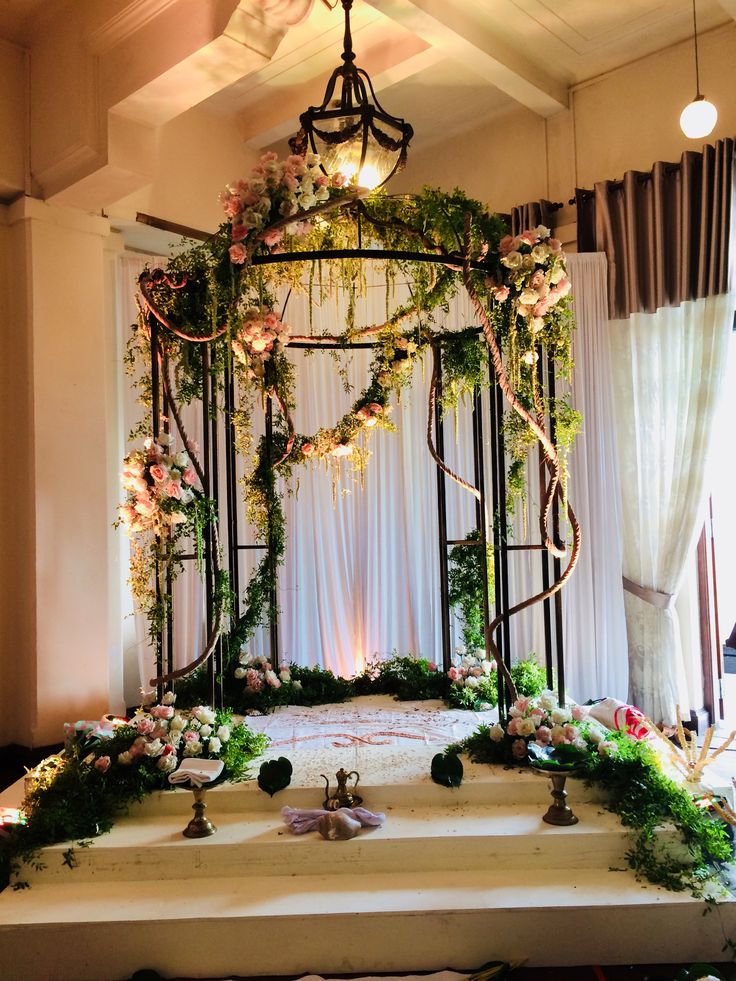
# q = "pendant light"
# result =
<box><xmin>290</xmin><ymin>0</ymin><xmax>413</xmax><ymax>190</ymax></box>
<box><xmin>679</xmin><ymin>0</ymin><xmax>717</xmax><ymax>139</ymax></box>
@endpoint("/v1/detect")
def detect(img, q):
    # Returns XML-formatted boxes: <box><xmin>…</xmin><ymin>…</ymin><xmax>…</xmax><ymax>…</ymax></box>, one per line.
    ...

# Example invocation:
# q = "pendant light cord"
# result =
<box><xmin>692</xmin><ymin>0</ymin><xmax>702</xmax><ymax>98</ymax></box>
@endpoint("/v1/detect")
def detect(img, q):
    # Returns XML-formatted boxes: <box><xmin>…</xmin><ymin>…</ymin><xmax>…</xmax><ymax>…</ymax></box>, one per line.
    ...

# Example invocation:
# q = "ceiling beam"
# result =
<box><xmin>240</xmin><ymin>32</ymin><xmax>441</xmax><ymax>148</ymax></box>
<box><xmin>362</xmin><ymin>0</ymin><xmax>569</xmax><ymax>117</ymax></box>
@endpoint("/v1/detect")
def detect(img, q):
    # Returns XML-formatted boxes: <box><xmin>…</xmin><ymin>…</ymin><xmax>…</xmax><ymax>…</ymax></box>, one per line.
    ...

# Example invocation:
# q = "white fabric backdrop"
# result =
<box><xmin>116</xmin><ymin>251</ymin><xmax>628</xmax><ymax>703</ymax></box>
<box><xmin>610</xmin><ymin>292</ymin><xmax>736</xmax><ymax>723</ymax></box>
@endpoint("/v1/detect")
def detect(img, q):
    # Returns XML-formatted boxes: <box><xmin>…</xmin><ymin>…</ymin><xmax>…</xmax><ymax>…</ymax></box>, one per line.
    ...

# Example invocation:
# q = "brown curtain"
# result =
<box><xmin>510</xmin><ymin>198</ymin><xmax>555</xmax><ymax>237</ymax></box>
<box><xmin>575</xmin><ymin>138</ymin><xmax>735</xmax><ymax>320</ymax></box>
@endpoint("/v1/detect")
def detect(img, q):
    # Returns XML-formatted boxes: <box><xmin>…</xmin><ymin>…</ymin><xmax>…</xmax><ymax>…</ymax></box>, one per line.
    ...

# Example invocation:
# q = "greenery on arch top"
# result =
<box><xmin>128</xmin><ymin>150</ymin><xmax>580</xmax><ymax>689</ymax></box>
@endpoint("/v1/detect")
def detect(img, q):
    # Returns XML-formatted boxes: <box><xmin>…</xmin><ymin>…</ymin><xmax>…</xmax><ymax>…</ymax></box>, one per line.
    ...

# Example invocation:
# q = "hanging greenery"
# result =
<box><xmin>126</xmin><ymin>150</ymin><xmax>580</xmax><ymax>695</ymax></box>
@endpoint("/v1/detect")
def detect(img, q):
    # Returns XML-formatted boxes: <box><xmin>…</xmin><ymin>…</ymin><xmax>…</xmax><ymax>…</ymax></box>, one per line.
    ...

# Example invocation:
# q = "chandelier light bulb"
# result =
<box><xmin>679</xmin><ymin>96</ymin><xmax>717</xmax><ymax>139</ymax></box>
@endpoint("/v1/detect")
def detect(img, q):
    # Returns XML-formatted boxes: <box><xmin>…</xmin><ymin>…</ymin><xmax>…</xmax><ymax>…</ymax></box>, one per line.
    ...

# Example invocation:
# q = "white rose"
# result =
<box><xmin>183</xmin><ymin>740</ymin><xmax>203</xmax><ymax>757</ymax></box>
<box><xmin>482</xmin><ymin>661</ymin><xmax>494</xmax><ymax>676</ymax></box>
<box><xmin>518</xmin><ymin>718</ymin><xmax>536</xmax><ymax>737</ymax></box>
<box><xmin>538</xmin><ymin>691</ymin><xmax>557</xmax><ymax>711</ymax></box>
<box><xmin>489</xmin><ymin>723</ymin><xmax>505</xmax><ymax>743</ymax></box>
<box><xmin>292</xmin><ymin>679</ymin><xmax>303</xmax><ymax>690</ymax></box>
<box><xmin>144</xmin><ymin>739</ymin><xmax>164</xmax><ymax>757</ymax></box>
<box><xmin>550</xmin><ymin>265</ymin><xmax>566</xmax><ymax>284</ymax></box>
<box><xmin>193</xmin><ymin>706</ymin><xmax>216</xmax><ymax>725</ymax></box>
<box><xmin>279</xmin><ymin>669</ymin><xmax>291</xmax><ymax>683</ymax></box>
<box><xmin>520</xmin><ymin>289</ymin><xmax>539</xmax><ymax>305</ymax></box>
<box><xmin>216</xmin><ymin>725</ymin><xmax>231</xmax><ymax>742</ymax></box>
<box><xmin>199</xmin><ymin>725</ymin><xmax>213</xmax><ymax>738</ymax></box>
<box><xmin>531</xmin><ymin>244</ymin><xmax>549</xmax><ymax>263</ymax></box>
<box><xmin>157</xmin><ymin>753</ymin><xmax>178</xmax><ymax>772</ymax></box>
<box><xmin>235</xmin><ymin>667</ymin><xmax>247</xmax><ymax>679</ymax></box>
<box><xmin>508</xmin><ymin>705</ymin><xmax>522</xmax><ymax>718</ymax></box>
<box><xmin>162</xmin><ymin>691</ymin><xmax>176</xmax><ymax>706</ymax></box>
<box><xmin>473</xmin><ymin>648</ymin><xmax>486</xmax><ymax>659</ymax></box>
<box><xmin>117</xmin><ymin>751</ymin><xmax>133</xmax><ymax>765</ymax></box>
<box><xmin>586</xmin><ymin>725</ymin><xmax>605</xmax><ymax>745</ymax></box>
<box><xmin>465</xmin><ymin>675</ymin><xmax>479</xmax><ymax>689</ymax></box>
<box><xmin>169</xmin><ymin>715</ymin><xmax>185</xmax><ymax>731</ymax></box>
<box><xmin>208</xmin><ymin>736</ymin><xmax>222</xmax><ymax>755</ymax></box>
<box><xmin>501</xmin><ymin>251</ymin><xmax>522</xmax><ymax>270</ymax></box>
<box><xmin>551</xmin><ymin>707</ymin><xmax>571</xmax><ymax>725</ymax></box>
<box><xmin>598</xmin><ymin>741</ymin><xmax>619</xmax><ymax>757</ymax></box>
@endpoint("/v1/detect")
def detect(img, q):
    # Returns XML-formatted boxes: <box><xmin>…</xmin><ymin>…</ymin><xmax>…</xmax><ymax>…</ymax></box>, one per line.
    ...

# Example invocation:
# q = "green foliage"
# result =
<box><xmin>447</xmin><ymin>530</ymin><xmax>493</xmax><ymax>650</ymax></box>
<box><xmin>511</xmin><ymin>654</ymin><xmax>546</xmax><ymax>698</ymax></box>
<box><xmin>431</xmin><ymin>751</ymin><xmax>464</xmax><ymax>788</ymax></box>
<box><xmin>257</xmin><ymin>757</ymin><xmax>293</xmax><ymax>797</ymax></box>
<box><xmin>355</xmin><ymin>653</ymin><xmax>449</xmax><ymax>701</ymax></box>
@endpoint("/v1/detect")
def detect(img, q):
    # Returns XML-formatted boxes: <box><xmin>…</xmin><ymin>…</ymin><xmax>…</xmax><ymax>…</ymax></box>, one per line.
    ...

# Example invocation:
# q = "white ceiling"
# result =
<box><xmin>2</xmin><ymin>0</ymin><xmax>733</xmax><ymax>156</ymax></box>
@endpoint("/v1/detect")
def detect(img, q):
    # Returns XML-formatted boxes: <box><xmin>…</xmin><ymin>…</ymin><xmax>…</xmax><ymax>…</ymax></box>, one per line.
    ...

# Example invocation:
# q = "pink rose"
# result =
<box><xmin>530</xmin><ymin>270</ymin><xmax>545</xmax><ymax>289</ymax></box>
<box><xmin>150</xmin><ymin>704</ymin><xmax>174</xmax><ymax>720</ymax></box>
<box><xmin>535</xmin><ymin>725</ymin><xmax>551</xmax><ymax>745</ymax></box>
<box><xmin>182</xmin><ymin>467</ymin><xmax>198</xmax><ymax>486</ymax></box>
<box><xmin>511</xmin><ymin>738</ymin><xmax>528</xmax><ymax>761</ymax></box>
<box><xmin>470</xmin><ymin>666</ymin><xmax>483</xmax><ymax>678</ymax></box>
<box><xmin>550</xmin><ymin>726</ymin><xmax>566</xmax><ymax>746</ymax></box>
<box><xmin>506</xmin><ymin>717</ymin><xmax>520</xmax><ymax>736</ymax></box>
<box><xmin>223</xmin><ymin>195</ymin><xmax>242</xmax><ymax>218</ymax></box>
<box><xmin>499</xmin><ymin>235</ymin><xmax>514</xmax><ymax>256</ymax></box>
<box><xmin>563</xmin><ymin>724</ymin><xmax>578</xmax><ymax>742</ymax></box>
<box><xmin>165</xmin><ymin>480</ymin><xmax>182</xmax><ymax>500</ymax></box>
<box><xmin>494</xmin><ymin>285</ymin><xmax>510</xmax><ymax>302</ymax></box>
<box><xmin>260</xmin><ymin>229</ymin><xmax>283</xmax><ymax>248</ymax></box>
<box><xmin>134</xmin><ymin>717</ymin><xmax>155</xmax><ymax>734</ymax></box>
<box><xmin>572</xmin><ymin>705</ymin><xmax>588</xmax><ymax>722</ymax></box>
<box><xmin>513</xmin><ymin>696</ymin><xmax>530</xmax><ymax>715</ymax></box>
<box><xmin>532</xmin><ymin>298</ymin><xmax>551</xmax><ymax>318</ymax></box>
<box><xmin>149</xmin><ymin>464</ymin><xmax>167</xmax><ymax>483</ymax></box>
<box><xmin>448</xmin><ymin>666</ymin><xmax>459</xmax><ymax>682</ymax></box>
<box><xmin>519</xmin><ymin>231</ymin><xmax>537</xmax><ymax>247</ymax></box>
<box><xmin>427</xmin><ymin>662</ymin><xmax>437</xmax><ymax>672</ymax></box>
<box><xmin>95</xmin><ymin>755</ymin><xmax>111</xmax><ymax>773</ymax></box>
<box><xmin>231</xmin><ymin>223</ymin><xmax>248</xmax><ymax>242</ymax></box>
<box><xmin>134</xmin><ymin>495</ymin><xmax>155</xmax><ymax>516</ymax></box>
<box><xmin>368</xmin><ymin>403</ymin><xmax>383</xmax><ymax>414</ymax></box>
<box><xmin>355</xmin><ymin>407</ymin><xmax>370</xmax><ymax>422</ymax></box>
<box><xmin>331</xmin><ymin>172</ymin><xmax>347</xmax><ymax>188</ymax></box>
<box><xmin>229</xmin><ymin>243</ymin><xmax>247</xmax><ymax>265</ymax></box>
<box><xmin>548</xmin><ymin>238</ymin><xmax>562</xmax><ymax>253</ymax></box>
<box><xmin>130</xmin><ymin>736</ymin><xmax>147</xmax><ymax>758</ymax></box>
<box><xmin>183</xmin><ymin>730</ymin><xmax>199</xmax><ymax>742</ymax></box>
<box><xmin>301</xmin><ymin>442</ymin><xmax>315</xmax><ymax>456</ymax></box>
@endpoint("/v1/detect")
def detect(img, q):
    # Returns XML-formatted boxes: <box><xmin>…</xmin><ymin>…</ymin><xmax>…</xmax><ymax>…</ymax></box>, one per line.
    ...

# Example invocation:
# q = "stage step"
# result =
<box><xmin>1</xmin><ymin>867</ymin><xmax>733</xmax><ymax>980</ymax></box>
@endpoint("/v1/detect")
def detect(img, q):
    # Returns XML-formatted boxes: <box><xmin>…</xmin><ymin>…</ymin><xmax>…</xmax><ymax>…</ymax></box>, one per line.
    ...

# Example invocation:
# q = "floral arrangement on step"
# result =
<box><xmin>450</xmin><ymin>695</ymin><xmax>733</xmax><ymax>897</ymax></box>
<box><xmin>1</xmin><ymin>697</ymin><xmax>268</xmax><ymax>889</ymax></box>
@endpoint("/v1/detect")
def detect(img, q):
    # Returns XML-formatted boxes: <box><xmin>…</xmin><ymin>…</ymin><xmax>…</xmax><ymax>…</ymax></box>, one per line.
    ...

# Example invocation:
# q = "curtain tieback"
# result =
<box><xmin>622</xmin><ymin>576</ymin><xmax>674</xmax><ymax>611</ymax></box>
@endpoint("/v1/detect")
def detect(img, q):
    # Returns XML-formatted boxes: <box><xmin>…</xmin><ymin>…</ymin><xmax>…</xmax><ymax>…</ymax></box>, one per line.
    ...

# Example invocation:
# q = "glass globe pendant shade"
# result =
<box><xmin>679</xmin><ymin>95</ymin><xmax>718</xmax><ymax>139</ymax></box>
<box><xmin>291</xmin><ymin>0</ymin><xmax>412</xmax><ymax>190</ymax></box>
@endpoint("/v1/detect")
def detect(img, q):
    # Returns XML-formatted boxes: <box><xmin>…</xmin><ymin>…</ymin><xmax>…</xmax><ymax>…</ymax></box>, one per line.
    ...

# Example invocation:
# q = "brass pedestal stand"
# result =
<box><xmin>182</xmin><ymin>786</ymin><xmax>217</xmax><ymax>838</ymax></box>
<box><xmin>541</xmin><ymin>770</ymin><xmax>579</xmax><ymax>826</ymax></box>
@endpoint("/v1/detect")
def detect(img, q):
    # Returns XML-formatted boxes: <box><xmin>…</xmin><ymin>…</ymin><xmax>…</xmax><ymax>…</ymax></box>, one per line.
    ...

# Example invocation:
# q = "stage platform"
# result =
<box><xmin>0</xmin><ymin>697</ymin><xmax>734</xmax><ymax>980</ymax></box>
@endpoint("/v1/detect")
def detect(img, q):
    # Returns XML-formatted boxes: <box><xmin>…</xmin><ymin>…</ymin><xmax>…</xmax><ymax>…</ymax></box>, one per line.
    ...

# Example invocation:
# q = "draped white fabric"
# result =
<box><xmin>115</xmin><ymin>250</ymin><xmax>629</xmax><ymax>703</ymax></box>
<box><xmin>564</xmin><ymin>253</ymin><xmax>628</xmax><ymax>701</ymax></box>
<box><xmin>609</xmin><ymin>292</ymin><xmax>736</xmax><ymax>723</ymax></box>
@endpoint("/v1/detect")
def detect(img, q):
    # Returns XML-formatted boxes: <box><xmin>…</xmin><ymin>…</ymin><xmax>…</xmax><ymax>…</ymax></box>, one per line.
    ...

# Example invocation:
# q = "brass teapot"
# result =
<box><xmin>322</xmin><ymin>767</ymin><xmax>362</xmax><ymax>810</ymax></box>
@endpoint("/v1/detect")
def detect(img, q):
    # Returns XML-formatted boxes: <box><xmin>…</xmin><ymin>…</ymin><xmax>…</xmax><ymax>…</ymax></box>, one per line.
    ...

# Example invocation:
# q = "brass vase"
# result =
<box><xmin>540</xmin><ymin>770</ymin><xmax>579</xmax><ymax>826</ymax></box>
<box><xmin>182</xmin><ymin>786</ymin><xmax>217</xmax><ymax>838</ymax></box>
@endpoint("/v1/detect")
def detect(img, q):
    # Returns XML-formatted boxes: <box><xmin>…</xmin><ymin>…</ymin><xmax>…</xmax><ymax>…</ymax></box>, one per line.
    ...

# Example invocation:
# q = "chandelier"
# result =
<box><xmin>290</xmin><ymin>0</ymin><xmax>413</xmax><ymax>190</ymax></box>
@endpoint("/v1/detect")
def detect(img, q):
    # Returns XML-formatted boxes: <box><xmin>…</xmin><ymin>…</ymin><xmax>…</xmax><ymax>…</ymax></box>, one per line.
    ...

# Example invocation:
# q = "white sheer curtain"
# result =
<box><xmin>115</xmin><ymin>252</ymin><xmax>630</xmax><ymax>702</ymax></box>
<box><xmin>564</xmin><ymin>253</ymin><xmax>628</xmax><ymax>701</ymax></box>
<box><xmin>610</xmin><ymin>292</ymin><xmax>736</xmax><ymax>723</ymax></box>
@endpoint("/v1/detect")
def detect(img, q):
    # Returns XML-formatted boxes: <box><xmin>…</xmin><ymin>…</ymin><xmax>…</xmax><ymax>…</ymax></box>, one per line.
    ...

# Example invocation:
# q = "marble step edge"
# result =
<box><xmin>0</xmin><ymin>867</ymin><xmax>724</xmax><ymax>928</ymax></box>
<box><xmin>12</xmin><ymin>805</ymin><xmax>686</xmax><ymax>885</ymax></box>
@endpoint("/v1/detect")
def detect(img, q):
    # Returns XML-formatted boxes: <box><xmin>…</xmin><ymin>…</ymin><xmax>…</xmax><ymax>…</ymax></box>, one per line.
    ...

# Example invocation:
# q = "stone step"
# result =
<box><xmin>14</xmin><ymin>800</ymin><xmax>660</xmax><ymax>884</ymax></box>
<box><xmin>129</xmin><ymin>751</ymin><xmax>609</xmax><ymax>816</ymax></box>
<box><xmin>0</xmin><ymin>867</ymin><xmax>732</xmax><ymax>980</ymax></box>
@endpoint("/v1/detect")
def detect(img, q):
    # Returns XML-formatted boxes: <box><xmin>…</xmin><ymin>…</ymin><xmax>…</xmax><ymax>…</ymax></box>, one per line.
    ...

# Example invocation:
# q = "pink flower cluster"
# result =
<box><xmin>447</xmin><ymin>649</ymin><xmax>494</xmax><ymax>689</ymax></box>
<box><xmin>222</xmin><ymin>151</ymin><xmax>346</xmax><ymax>264</ymax></box>
<box><xmin>119</xmin><ymin>434</ymin><xmax>200</xmax><ymax>535</ymax></box>
<box><xmin>493</xmin><ymin>225</ymin><xmax>571</xmax><ymax>356</ymax></box>
<box><xmin>489</xmin><ymin>690</ymin><xmax>616</xmax><ymax>763</ymax></box>
<box><xmin>354</xmin><ymin>402</ymin><xmax>386</xmax><ymax>428</ymax></box>
<box><xmin>232</xmin><ymin>306</ymin><xmax>291</xmax><ymax>374</ymax></box>
<box><xmin>235</xmin><ymin>653</ymin><xmax>293</xmax><ymax>692</ymax></box>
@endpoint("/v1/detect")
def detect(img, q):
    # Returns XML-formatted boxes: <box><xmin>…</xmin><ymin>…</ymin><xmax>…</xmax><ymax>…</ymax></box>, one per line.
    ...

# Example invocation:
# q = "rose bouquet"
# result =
<box><xmin>445</xmin><ymin>648</ymin><xmax>497</xmax><ymax>711</ymax></box>
<box><xmin>118</xmin><ymin>434</ymin><xmax>201</xmax><ymax>536</ymax></box>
